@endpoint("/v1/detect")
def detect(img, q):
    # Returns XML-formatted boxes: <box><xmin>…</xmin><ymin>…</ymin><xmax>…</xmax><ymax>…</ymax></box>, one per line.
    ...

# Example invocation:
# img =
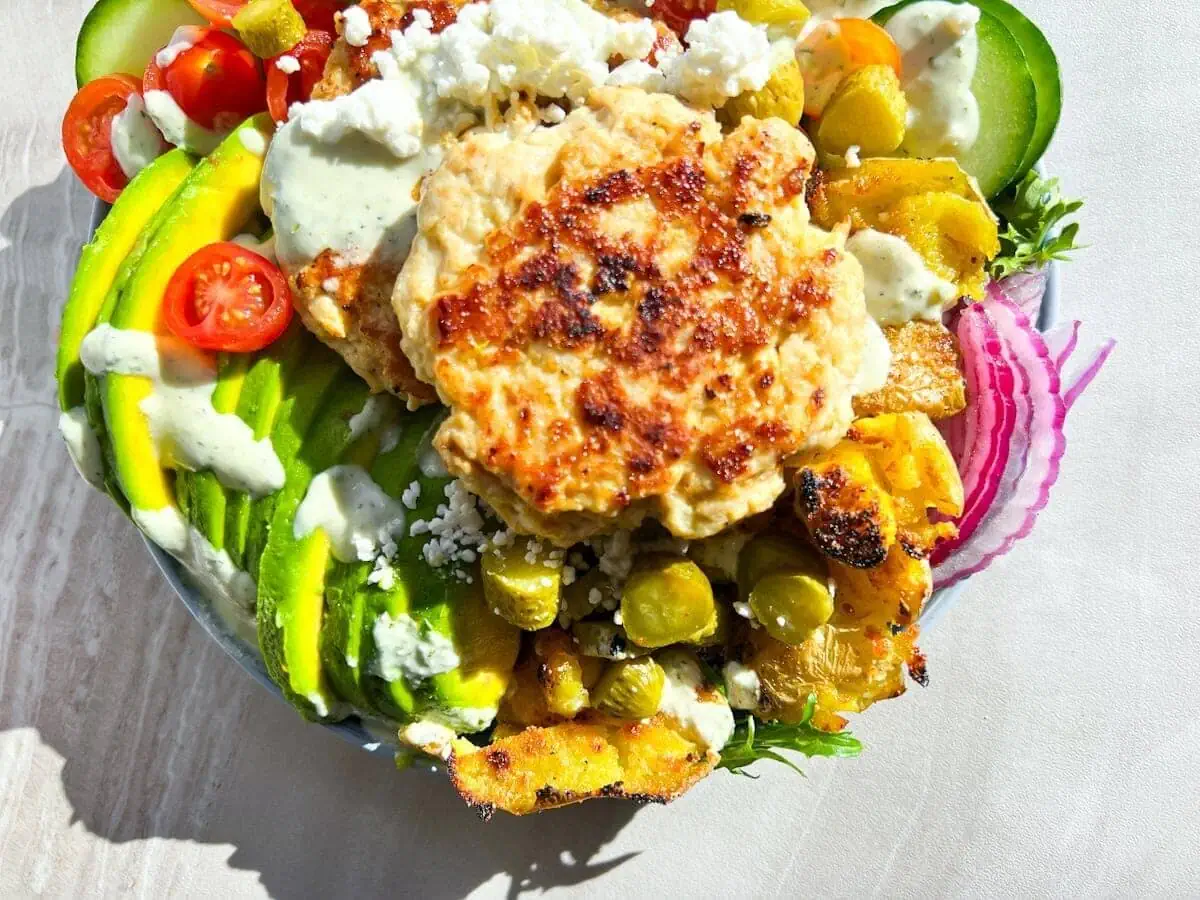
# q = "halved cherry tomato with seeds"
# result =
<box><xmin>653</xmin><ymin>0</ymin><xmax>717</xmax><ymax>37</ymax></box>
<box><xmin>266</xmin><ymin>30</ymin><xmax>334</xmax><ymax>123</ymax></box>
<box><xmin>62</xmin><ymin>74</ymin><xmax>143</xmax><ymax>202</ymax></box>
<box><xmin>163</xmin><ymin>242</ymin><xmax>294</xmax><ymax>353</ymax></box>
<box><xmin>797</xmin><ymin>18</ymin><xmax>902</xmax><ymax>118</ymax></box>
<box><xmin>144</xmin><ymin>29</ymin><xmax>266</xmax><ymax>131</ymax></box>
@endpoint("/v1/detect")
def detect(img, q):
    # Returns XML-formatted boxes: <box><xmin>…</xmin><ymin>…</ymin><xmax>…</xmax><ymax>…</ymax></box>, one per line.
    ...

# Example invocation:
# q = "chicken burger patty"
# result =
<box><xmin>395</xmin><ymin>87</ymin><xmax>869</xmax><ymax>544</ymax></box>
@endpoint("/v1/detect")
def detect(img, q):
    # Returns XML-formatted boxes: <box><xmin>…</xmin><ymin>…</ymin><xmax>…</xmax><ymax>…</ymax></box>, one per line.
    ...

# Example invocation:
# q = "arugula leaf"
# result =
<box><xmin>717</xmin><ymin>695</ymin><xmax>863</xmax><ymax>777</ymax></box>
<box><xmin>989</xmin><ymin>170</ymin><xmax>1084</xmax><ymax>280</ymax></box>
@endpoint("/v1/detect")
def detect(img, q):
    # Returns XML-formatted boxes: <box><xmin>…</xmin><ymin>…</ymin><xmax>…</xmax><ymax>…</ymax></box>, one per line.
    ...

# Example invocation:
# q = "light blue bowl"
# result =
<box><xmin>92</xmin><ymin>202</ymin><xmax>1060</xmax><ymax>756</ymax></box>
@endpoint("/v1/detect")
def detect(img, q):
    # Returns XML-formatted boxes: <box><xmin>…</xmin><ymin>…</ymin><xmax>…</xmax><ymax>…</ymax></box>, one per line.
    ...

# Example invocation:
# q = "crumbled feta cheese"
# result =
<box><xmin>322</xmin><ymin>276</ymin><xmax>341</xmax><ymax>293</ymax></box>
<box><xmin>411</xmin><ymin>480</ymin><xmax>490</xmax><ymax>569</ymax></box>
<box><xmin>561</xmin><ymin>565</ymin><xmax>577</xmax><ymax>586</ymax></box>
<box><xmin>723</xmin><ymin>661</ymin><xmax>761</xmax><ymax>710</ymax></box>
<box><xmin>594</xmin><ymin>530</ymin><xmax>634</xmax><ymax>582</ymax></box>
<box><xmin>540</xmin><ymin>104</ymin><xmax>567</xmax><ymax>124</ymax></box>
<box><xmin>612</xmin><ymin>609</ymin><xmax>623</xmax><ymax>626</ymax></box>
<box><xmin>656</xmin><ymin>650</ymin><xmax>735</xmax><ymax>751</ymax></box>
<box><xmin>368</xmin><ymin>556</ymin><xmax>397</xmax><ymax>590</ymax></box>
<box><xmin>844</xmin><ymin>144</ymin><xmax>862</xmax><ymax>168</ymax></box>
<box><xmin>291</xmin><ymin>77</ymin><xmax>426</xmax><ymax>157</ymax></box>
<box><xmin>372</xmin><ymin>612</ymin><xmax>460</xmax><ymax>682</ymax></box>
<box><xmin>401</xmin><ymin>480</ymin><xmax>422</xmax><ymax>509</ymax></box>
<box><xmin>342</xmin><ymin>5</ymin><xmax>374</xmax><ymax>46</ymax></box>
<box><xmin>275</xmin><ymin>54</ymin><xmax>302</xmax><ymax>74</ymax></box>
<box><xmin>662</xmin><ymin>11</ymin><xmax>772</xmax><ymax>107</ymax></box>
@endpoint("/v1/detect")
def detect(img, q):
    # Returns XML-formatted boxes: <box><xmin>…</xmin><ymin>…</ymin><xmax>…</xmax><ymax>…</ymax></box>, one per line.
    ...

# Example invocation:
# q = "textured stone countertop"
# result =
<box><xmin>1</xmin><ymin>1</ymin><xmax>1197</xmax><ymax>896</ymax></box>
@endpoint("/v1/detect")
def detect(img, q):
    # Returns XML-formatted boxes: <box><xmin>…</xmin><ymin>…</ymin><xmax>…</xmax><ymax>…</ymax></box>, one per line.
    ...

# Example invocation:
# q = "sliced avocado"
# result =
<box><xmin>222</xmin><ymin>321</ymin><xmax>314</xmax><ymax>570</ymax></box>
<box><xmin>354</xmin><ymin>420</ymin><xmax>521</xmax><ymax>729</ymax></box>
<box><xmin>99</xmin><ymin>116</ymin><xmax>272</xmax><ymax>524</ymax></box>
<box><xmin>241</xmin><ymin>337</ymin><xmax>346</xmax><ymax>581</ymax></box>
<box><xmin>58</xmin><ymin>149</ymin><xmax>195</xmax><ymax>412</ymax></box>
<box><xmin>256</xmin><ymin>376</ymin><xmax>398</xmax><ymax>720</ymax></box>
<box><xmin>176</xmin><ymin>353</ymin><xmax>251</xmax><ymax>550</ymax></box>
<box><xmin>320</xmin><ymin>405</ymin><xmax>435</xmax><ymax>714</ymax></box>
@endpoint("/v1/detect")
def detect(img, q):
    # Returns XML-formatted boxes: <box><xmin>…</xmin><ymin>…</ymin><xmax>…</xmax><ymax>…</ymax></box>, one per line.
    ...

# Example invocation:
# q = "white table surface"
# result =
<box><xmin>2</xmin><ymin>2</ymin><xmax>1198</xmax><ymax>896</ymax></box>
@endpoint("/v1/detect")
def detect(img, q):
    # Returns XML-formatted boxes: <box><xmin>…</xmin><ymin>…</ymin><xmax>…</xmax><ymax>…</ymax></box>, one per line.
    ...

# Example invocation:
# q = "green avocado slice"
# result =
<box><xmin>97</xmin><ymin>116</ymin><xmax>273</xmax><ymax>525</ymax></box>
<box><xmin>319</xmin><ymin>405</ymin><xmax>440</xmax><ymax>716</ymax></box>
<box><xmin>256</xmin><ymin>376</ymin><xmax>399</xmax><ymax>720</ymax></box>
<box><xmin>241</xmin><ymin>337</ymin><xmax>345</xmax><ymax>583</ymax></box>
<box><xmin>354</xmin><ymin>421</ymin><xmax>520</xmax><ymax>730</ymax></box>
<box><xmin>59</xmin><ymin>149</ymin><xmax>195</xmax><ymax>412</ymax></box>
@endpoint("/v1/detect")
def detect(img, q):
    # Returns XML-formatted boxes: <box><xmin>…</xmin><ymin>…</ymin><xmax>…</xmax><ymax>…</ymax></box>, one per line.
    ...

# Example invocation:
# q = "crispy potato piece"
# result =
<box><xmin>497</xmin><ymin>629</ymin><xmax>595</xmax><ymax>727</ymax></box>
<box><xmin>795</xmin><ymin>449</ymin><xmax>898</xmax><ymax>569</ymax></box>
<box><xmin>449</xmin><ymin>713</ymin><xmax>717</xmax><ymax>818</ymax></box>
<box><xmin>880</xmin><ymin>192</ymin><xmax>1000</xmax><ymax>300</ymax></box>
<box><xmin>853</xmin><ymin>321</ymin><xmax>966</xmax><ymax>420</ymax></box>
<box><xmin>747</xmin><ymin>623</ymin><xmax>918</xmax><ymax>728</ymax></box>
<box><xmin>816</xmin><ymin>65</ymin><xmax>907</xmax><ymax>158</ymax></box>
<box><xmin>829</xmin><ymin>544</ymin><xmax>932</xmax><ymax>631</ymax></box>
<box><xmin>808</xmin><ymin>158</ymin><xmax>980</xmax><ymax>231</ymax></box>
<box><xmin>794</xmin><ymin>412</ymin><xmax>963</xmax><ymax>564</ymax></box>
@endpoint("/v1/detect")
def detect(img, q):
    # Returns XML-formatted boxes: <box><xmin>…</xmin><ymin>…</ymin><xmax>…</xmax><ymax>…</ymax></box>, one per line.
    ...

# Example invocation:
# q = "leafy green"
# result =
<box><xmin>717</xmin><ymin>695</ymin><xmax>863</xmax><ymax>777</ymax></box>
<box><xmin>989</xmin><ymin>170</ymin><xmax>1084</xmax><ymax>279</ymax></box>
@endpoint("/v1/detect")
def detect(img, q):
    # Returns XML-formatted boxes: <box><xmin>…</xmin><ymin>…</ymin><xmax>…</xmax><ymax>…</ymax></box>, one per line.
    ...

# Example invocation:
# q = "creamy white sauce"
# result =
<box><xmin>58</xmin><ymin>407</ymin><xmax>105</xmax><ymax>487</ymax></box>
<box><xmin>144</xmin><ymin>90</ymin><xmax>226</xmax><ymax>155</ymax></box>
<box><xmin>417</xmin><ymin>427</ymin><xmax>449</xmax><ymax>478</ymax></box>
<box><xmin>847</xmin><ymin>228</ymin><xmax>959</xmax><ymax>325</ymax></box>
<box><xmin>852</xmin><ymin>315</ymin><xmax>893</xmax><ymax>395</ymax></box>
<box><xmin>155</xmin><ymin>25</ymin><xmax>205</xmax><ymax>68</ymax></box>
<box><xmin>293</xmin><ymin>464</ymin><xmax>407</xmax><ymax>563</ymax></box>
<box><xmin>722</xmin><ymin>661</ymin><xmax>761</xmax><ymax>710</ymax></box>
<box><xmin>803</xmin><ymin>0</ymin><xmax>895</xmax><ymax>20</ymax></box>
<box><xmin>424</xmin><ymin>705</ymin><xmax>497</xmax><ymax>734</ymax></box>
<box><xmin>371</xmin><ymin>611</ymin><xmax>460</xmax><ymax>683</ymax></box>
<box><xmin>78</xmin><ymin>325</ymin><xmax>285</xmax><ymax>495</ymax></box>
<box><xmin>109</xmin><ymin>94</ymin><xmax>165</xmax><ymax>181</ymax></box>
<box><xmin>275</xmin><ymin>54</ymin><xmax>301</xmax><ymax>74</ymax></box>
<box><xmin>262</xmin><ymin>117</ymin><xmax>435</xmax><ymax>270</ymax></box>
<box><xmin>885</xmin><ymin>0</ymin><xmax>981</xmax><ymax>157</ymax></box>
<box><xmin>347</xmin><ymin>394</ymin><xmax>393</xmax><ymax>440</ymax></box>
<box><xmin>656</xmin><ymin>650</ymin><xmax>735</xmax><ymax>751</ymax></box>
<box><xmin>239</xmin><ymin>127</ymin><xmax>269</xmax><ymax>158</ymax></box>
<box><xmin>133</xmin><ymin>504</ymin><xmax>257</xmax><ymax>611</ymax></box>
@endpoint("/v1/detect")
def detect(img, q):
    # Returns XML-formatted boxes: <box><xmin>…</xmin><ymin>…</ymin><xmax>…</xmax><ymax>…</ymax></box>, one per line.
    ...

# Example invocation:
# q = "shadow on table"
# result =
<box><xmin>2</xmin><ymin>169</ymin><xmax>641</xmax><ymax>898</ymax></box>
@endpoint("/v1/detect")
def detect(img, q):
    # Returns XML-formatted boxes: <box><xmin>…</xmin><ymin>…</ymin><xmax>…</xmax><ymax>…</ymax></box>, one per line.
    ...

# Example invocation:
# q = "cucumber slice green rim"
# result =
<box><xmin>874</xmin><ymin>0</ymin><xmax>1039</xmax><ymax>197</ymax></box>
<box><xmin>75</xmin><ymin>0</ymin><xmax>207</xmax><ymax>87</ymax></box>
<box><xmin>966</xmin><ymin>0</ymin><xmax>1061</xmax><ymax>177</ymax></box>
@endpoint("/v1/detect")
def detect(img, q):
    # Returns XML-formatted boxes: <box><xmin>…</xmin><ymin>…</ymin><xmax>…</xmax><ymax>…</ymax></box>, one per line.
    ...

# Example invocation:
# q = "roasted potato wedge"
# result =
<box><xmin>853</xmin><ymin>321</ymin><xmax>966</xmax><ymax>420</ymax></box>
<box><xmin>808</xmin><ymin>157</ymin><xmax>981</xmax><ymax>231</ymax></box>
<box><xmin>747</xmin><ymin>623</ymin><xmax>918</xmax><ymax>728</ymax></box>
<box><xmin>720</xmin><ymin>59</ymin><xmax>806</xmax><ymax>126</ymax></box>
<box><xmin>829</xmin><ymin>544</ymin><xmax>933</xmax><ymax>631</ymax></box>
<box><xmin>498</xmin><ymin>629</ymin><xmax>596</xmax><ymax>727</ymax></box>
<box><xmin>815</xmin><ymin>64</ymin><xmax>907</xmax><ymax>158</ymax></box>
<box><xmin>793</xmin><ymin>412</ymin><xmax>963</xmax><ymax>564</ymax></box>
<box><xmin>880</xmin><ymin>191</ymin><xmax>1000</xmax><ymax>299</ymax></box>
<box><xmin>449</xmin><ymin>713</ymin><xmax>717</xmax><ymax>818</ymax></box>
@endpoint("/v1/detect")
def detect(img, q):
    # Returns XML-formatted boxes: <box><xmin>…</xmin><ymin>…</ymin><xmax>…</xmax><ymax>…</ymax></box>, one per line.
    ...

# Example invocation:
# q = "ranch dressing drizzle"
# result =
<box><xmin>261</xmin><ymin>118</ymin><xmax>436</xmax><ymax>270</ymax></box>
<box><xmin>846</xmin><ymin>228</ymin><xmax>959</xmax><ymax>325</ymax></box>
<box><xmin>884</xmin><ymin>0</ymin><xmax>981</xmax><ymax>157</ymax></box>
<box><xmin>78</xmin><ymin>324</ymin><xmax>285</xmax><ymax>495</ymax></box>
<box><xmin>293</xmin><ymin>464</ymin><xmax>408</xmax><ymax>563</ymax></box>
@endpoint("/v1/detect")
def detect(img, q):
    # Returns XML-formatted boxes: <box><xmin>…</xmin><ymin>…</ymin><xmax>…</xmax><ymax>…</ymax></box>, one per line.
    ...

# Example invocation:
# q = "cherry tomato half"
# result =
<box><xmin>144</xmin><ymin>29</ymin><xmax>266</xmax><ymax>131</ymax></box>
<box><xmin>653</xmin><ymin>0</ymin><xmax>716</xmax><ymax>37</ymax></box>
<box><xmin>186</xmin><ymin>0</ymin><xmax>345</xmax><ymax>31</ymax></box>
<box><xmin>266</xmin><ymin>30</ymin><xmax>334</xmax><ymax>124</ymax></box>
<box><xmin>62</xmin><ymin>74</ymin><xmax>143</xmax><ymax>203</ymax></box>
<box><xmin>163</xmin><ymin>242</ymin><xmax>294</xmax><ymax>353</ymax></box>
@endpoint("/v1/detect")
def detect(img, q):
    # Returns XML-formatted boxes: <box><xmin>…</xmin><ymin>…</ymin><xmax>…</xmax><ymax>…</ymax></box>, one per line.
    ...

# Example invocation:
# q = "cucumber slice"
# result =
<box><xmin>875</xmin><ymin>1</ymin><xmax>1037</xmax><ymax>197</ymax></box>
<box><xmin>76</xmin><ymin>0</ymin><xmax>207</xmax><ymax>86</ymax></box>
<box><xmin>968</xmin><ymin>0</ymin><xmax>1061</xmax><ymax>177</ymax></box>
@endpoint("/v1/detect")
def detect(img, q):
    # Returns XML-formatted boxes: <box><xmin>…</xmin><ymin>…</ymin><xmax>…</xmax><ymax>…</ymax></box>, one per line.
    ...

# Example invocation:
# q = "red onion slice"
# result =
<box><xmin>996</xmin><ymin>268</ymin><xmax>1049</xmax><ymax>321</ymax></box>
